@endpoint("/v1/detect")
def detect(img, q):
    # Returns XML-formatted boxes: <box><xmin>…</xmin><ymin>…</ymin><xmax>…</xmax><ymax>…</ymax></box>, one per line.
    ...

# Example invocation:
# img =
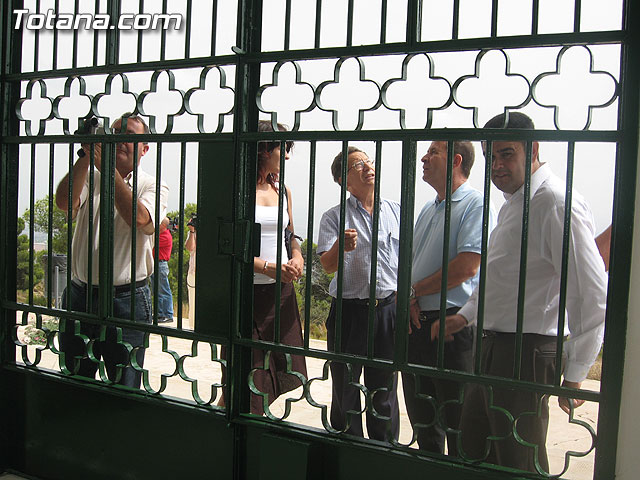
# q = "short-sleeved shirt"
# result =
<box><xmin>412</xmin><ymin>182</ymin><xmax>495</xmax><ymax>311</ymax></box>
<box><xmin>71</xmin><ymin>168</ymin><xmax>169</xmax><ymax>286</ymax></box>
<box><xmin>318</xmin><ymin>195</ymin><xmax>400</xmax><ymax>299</ymax></box>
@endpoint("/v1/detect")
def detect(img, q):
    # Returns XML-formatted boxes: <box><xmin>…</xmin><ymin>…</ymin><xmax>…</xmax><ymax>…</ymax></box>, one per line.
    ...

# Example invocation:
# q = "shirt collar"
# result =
<box><xmin>504</xmin><ymin>163</ymin><xmax>551</xmax><ymax>201</ymax></box>
<box><xmin>434</xmin><ymin>181</ymin><xmax>473</xmax><ymax>206</ymax></box>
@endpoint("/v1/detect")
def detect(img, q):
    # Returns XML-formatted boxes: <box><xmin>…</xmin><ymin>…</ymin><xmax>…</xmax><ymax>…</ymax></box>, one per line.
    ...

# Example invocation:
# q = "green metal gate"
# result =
<box><xmin>0</xmin><ymin>0</ymin><xmax>638</xmax><ymax>479</ymax></box>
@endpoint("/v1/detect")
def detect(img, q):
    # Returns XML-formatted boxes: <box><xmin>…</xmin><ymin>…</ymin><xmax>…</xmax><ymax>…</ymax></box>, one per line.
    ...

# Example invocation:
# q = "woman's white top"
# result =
<box><xmin>254</xmin><ymin>198</ymin><xmax>290</xmax><ymax>284</ymax></box>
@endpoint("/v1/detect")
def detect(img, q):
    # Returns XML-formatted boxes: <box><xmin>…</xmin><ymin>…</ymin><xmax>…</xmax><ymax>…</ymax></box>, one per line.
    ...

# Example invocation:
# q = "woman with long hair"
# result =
<box><xmin>221</xmin><ymin>120</ymin><xmax>307</xmax><ymax>413</ymax></box>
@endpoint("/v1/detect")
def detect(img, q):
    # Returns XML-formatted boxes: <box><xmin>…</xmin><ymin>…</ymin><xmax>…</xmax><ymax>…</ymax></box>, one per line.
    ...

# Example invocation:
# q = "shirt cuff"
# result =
<box><xmin>457</xmin><ymin>302</ymin><xmax>476</xmax><ymax>326</ymax></box>
<box><xmin>563</xmin><ymin>362</ymin><xmax>591</xmax><ymax>383</ymax></box>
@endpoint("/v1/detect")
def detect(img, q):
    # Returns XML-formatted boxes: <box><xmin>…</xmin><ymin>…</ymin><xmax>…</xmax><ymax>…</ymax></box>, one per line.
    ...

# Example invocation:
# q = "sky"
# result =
<box><xmin>14</xmin><ymin>0</ymin><xmax>623</xmax><ymax>241</ymax></box>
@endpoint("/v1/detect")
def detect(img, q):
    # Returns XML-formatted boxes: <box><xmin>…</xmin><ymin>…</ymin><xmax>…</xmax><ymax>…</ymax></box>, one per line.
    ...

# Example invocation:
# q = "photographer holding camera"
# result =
<box><xmin>185</xmin><ymin>213</ymin><xmax>197</xmax><ymax>330</ymax></box>
<box><xmin>55</xmin><ymin>114</ymin><xmax>169</xmax><ymax>388</ymax></box>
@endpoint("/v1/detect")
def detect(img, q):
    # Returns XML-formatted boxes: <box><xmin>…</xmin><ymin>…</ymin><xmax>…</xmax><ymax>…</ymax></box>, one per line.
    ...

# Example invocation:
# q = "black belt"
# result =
<box><xmin>343</xmin><ymin>292</ymin><xmax>396</xmax><ymax>308</ymax></box>
<box><xmin>482</xmin><ymin>330</ymin><xmax>564</xmax><ymax>340</ymax></box>
<box><xmin>72</xmin><ymin>278</ymin><xmax>148</xmax><ymax>295</ymax></box>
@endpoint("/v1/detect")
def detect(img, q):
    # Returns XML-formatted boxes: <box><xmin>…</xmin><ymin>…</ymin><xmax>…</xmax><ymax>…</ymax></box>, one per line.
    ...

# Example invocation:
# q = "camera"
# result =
<box><xmin>187</xmin><ymin>213</ymin><xmax>197</xmax><ymax>229</ymax></box>
<box><xmin>167</xmin><ymin>216</ymin><xmax>180</xmax><ymax>233</ymax></box>
<box><xmin>75</xmin><ymin>116</ymin><xmax>105</xmax><ymax>158</ymax></box>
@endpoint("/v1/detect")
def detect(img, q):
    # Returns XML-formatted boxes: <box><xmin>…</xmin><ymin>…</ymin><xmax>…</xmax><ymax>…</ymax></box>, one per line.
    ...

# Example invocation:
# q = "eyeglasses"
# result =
<box><xmin>347</xmin><ymin>158</ymin><xmax>374</xmax><ymax>172</ymax></box>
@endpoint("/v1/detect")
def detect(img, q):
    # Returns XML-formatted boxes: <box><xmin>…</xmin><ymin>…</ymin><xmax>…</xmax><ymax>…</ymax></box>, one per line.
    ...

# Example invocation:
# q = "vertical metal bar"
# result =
<box><xmin>406</xmin><ymin>0</ymin><xmax>422</xmax><ymax>45</ymax></box>
<box><xmin>66</xmin><ymin>145</ymin><xmax>74</xmax><ymax>311</ymax></box>
<box><xmin>98</xmin><ymin>140</ymin><xmax>115</xmax><ymax>320</ymax></box>
<box><xmin>52</xmin><ymin>0</ymin><xmax>59</xmax><ymax>70</ymax></box>
<box><xmin>314</xmin><ymin>0</ymin><xmax>323</xmax><ymax>48</ymax></box>
<box><xmin>93</xmin><ymin>0</ymin><xmax>100</xmax><ymax>65</ymax></box>
<box><xmin>160</xmin><ymin>0</ymin><xmax>168</xmax><ymax>61</ymax></box>
<box><xmin>574</xmin><ymin>0</ymin><xmax>582</xmax><ymax>33</ymax></box>
<box><xmin>210</xmin><ymin>0</ymin><xmax>218</xmax><ymax>56</ymax></box>
<box><xmin>531</xmin><ymin>0</ymin><xmax>540</xmax><ymax>35</ymax></box>
<box><xmin>176</xmin><ymin>142</ymin><xmax>187</xmax><ymax>329</ymax></box>
<box><xmin>367</xmin><ymin>141</ymin><xmax>382</xmax><ymax>359</ymax></box>
<box><xmin>334</xmin><ymin>141</ymin><xmax>349</xmax><ymax>354</ymax></box>
<box><xmin>436</xmin><ymin>141</ymin><xmax>454</xmax><ymax>368</ymax></box>
<box><xmin>47</xmin><ymin>145</ymin><xmax>54</xmax><ymax>308</ymax></box>
<box><xmin>184</xmin><ymin>0</ymin><xmax>192</xmax><ymax>58</ymax></box>
<box><xmin>72</xmin><ymin>0</ymin><xmax>79</xmax><ymax>68</ymax></box>
<box><xmin>395</xmin><ymin>139</ymin><xmax>415</xmax><ymax>365</ymax></box>
<box><xmin>513</xmin><ymin>141</ymin><xmax>533</xmax><ymax>380</ymax></box>
<box><xmin>284</xmin><ymin>0</ymin><xmax>292</xmax><ymax>51</ymax></box>
<box><xmin>152</xmin><ymin>142</ymin><xmax>162</xmax><ymax>324</ymax></box>
<box><xmin>274</xmin><ymin>141</ymin><xmax>286</xmax><ymax>343</ymax></box>
<box><xmin>137</xmin><ymin>0</ymin><xmax>144</xmax><ymax>63</ymax></box>
<box><xmin>474</xmin><ymin>140</ymin><xmax>492</xmax><ymax>374</ymax></box>
<box><xmin>86</xmin><ymin>149</ymin><xmax>95</xmax><ymax>313</ymax></box>
<box><xmin>33</xmin><ymin>0</ymin><xmax>40</xmax><ymax>71</ymax></box>
<box><xmin>554</xmin><ymin>142</ymin><xmax>574</xmax><ymax>385</ymax></box>
<box><xmin>130</xmin><ymin>142</ymin><xmax>139</xmax><ymax>322</ymax></box>
<box><xmin>303</xmin><ymin>141</ymin><xmax>317</xmax><ymax>349</ymax></box>
<box><xmin>490</xmin><ymin>0</ymin><xmax>499</xmax><ymax>37</ymax></box>
<box><xmin>346</xmin><ymin>0</ymin><xmax>354</xmax><ymax>47</ymax></box>
<box><xmin>28</xmin><ymin>144</ymin><xmax>35</xmax><ymax>305</ymax></box>
<box><xmin>594</xmin><ymin>1</ymin><xmax>638</xmax><ymax>476</ymax></box>
<box><xmin>452</xmin><ymin>0</ymin><xmax>460</xmax><ymax>40</ymax></box>
<box><xmin>380</xmin><ymin>0</ymin><xmax>388</xmax><ymax>43</ymax></box>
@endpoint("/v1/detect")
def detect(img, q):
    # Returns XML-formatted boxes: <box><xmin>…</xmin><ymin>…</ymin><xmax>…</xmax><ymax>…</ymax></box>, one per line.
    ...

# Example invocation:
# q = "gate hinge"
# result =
<box><xmin>218</xmin><ymin>220</ymin><xmax>260</xmax><ymax>262</ymax></box>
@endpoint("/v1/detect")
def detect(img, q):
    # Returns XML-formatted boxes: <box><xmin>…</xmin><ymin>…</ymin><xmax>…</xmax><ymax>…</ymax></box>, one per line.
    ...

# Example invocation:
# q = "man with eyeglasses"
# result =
<box><xmin>404</xmin><ymin>140</ymin><xmax>495</xmax><ymax>455</ymax></box>
<box><xmin>55</xmin><ymin>114</ymin><xmax>169</xmax><ymax>388</ymax></box>
<box><xmin>434</xmin><ymin>112</ymin><xmax>607</xmax><ymax>472</ymax></box>
<box><xmin>318</xmin><ymin>146</ymin><xmax>400</xmax><ymax>442</ymax></box>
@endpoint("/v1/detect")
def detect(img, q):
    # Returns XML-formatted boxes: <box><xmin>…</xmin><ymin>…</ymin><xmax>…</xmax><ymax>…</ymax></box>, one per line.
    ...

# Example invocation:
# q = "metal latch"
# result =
<box><xmin>218</xmin><ymin>220</ymin><xmax>260</xmax><ymax>262</ymax></box>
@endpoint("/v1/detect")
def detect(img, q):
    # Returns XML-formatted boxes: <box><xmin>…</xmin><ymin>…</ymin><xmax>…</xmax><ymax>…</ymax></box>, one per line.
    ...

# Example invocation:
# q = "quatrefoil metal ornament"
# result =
<box><xmin>138</xmin><ymin>70</ymin><xmax>186</xmax><ymax>134</ymax></box>
<box><xmin>381</xmin><ymin>53</ymin><xmax>452</xmax><ymax>130</ymax></box>
<box><xmin>305</xmin><ymin>360</ymin><xmax>368</xmax><ymax>434</ymax></box>
<box><xmin>92</xmin><ymin>73</ymin><xmax>139</xmax><ymax>132</ymax></box>
<box><xmin>184</xmin><ymin>66</ymin><xmax>235</xmax><ymax>134</ymax></box>
<box><xmin>531</xmin><ymin>45</ymin><xmax>618</xmax><ymax>130</ymax></box>
<box><xmin>52</xmin><ymin>76</ymin><xmax>94</xmax><ymax>135</ymax></box>
<box><xmin>513</xmin><ymin>393</ymin><xmax>596</xmax><ymax>477</ymax></box>
<box><xmin>248</xmin><ymin>350</ymin><xmax>307</xmax><ymax>421</ymax></box>
<box><xmin>452</xmin><ymin>49</ymin><xmax>531</xmax><ymax>128</ymax></box>
<box><xmin>456</xmin><ymin>383</ymin><xmax>515</xmax><ymax>464</ymax></box>
<box><xmin>54</xmin><ymin>318</ymin><xmax>91</xmax><ymax>377</ymax></box>
<box><xmin>12</xmin><ymin>311</ymin><xmax>46</xmax><ymax>367</ymax></box>
<box><xmin>16</xmin><ymin>79</ymin><xmax>55</xmax><ymax>136</ymax></box>
<box><xmin>87</xmin><ymin>325</ymin><xmax>132</xmax><ymax>385</ymax></box>
<box><xmin>256</xmin><ymin>60</ymin><xmax>315</xmax><ymax>132</ymax></box>
<box><xmin>177</xmin><ymin>340</ymin><xmax>225</xmax><ymax>406</ymax></box>
<box><xmin>132</xmin><ymin>332</ymin><xmax>180</xmax><ymax>395</ymax></box>
<box><xmin>316</xmin><ymin>57</ymin><xmax>383</xmax><ymax>131</ymax></box>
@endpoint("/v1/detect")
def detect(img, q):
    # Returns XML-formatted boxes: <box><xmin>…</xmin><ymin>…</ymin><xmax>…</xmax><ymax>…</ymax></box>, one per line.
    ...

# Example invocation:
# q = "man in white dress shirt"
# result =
<box><xmin>55</xmin><ymin>114</ymin><xmax>168</xmax><ymax>388</ymax></box>
<box><xmin>434</xmin><ymin>112</ymin><xmax>608</xmax><ymax>472</ymax></box>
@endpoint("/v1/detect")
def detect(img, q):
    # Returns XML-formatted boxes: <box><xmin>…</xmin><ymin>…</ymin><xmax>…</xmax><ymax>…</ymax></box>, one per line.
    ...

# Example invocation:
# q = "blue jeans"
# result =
<box><xmin>151</xmin><ymin>260</ymin><xmax>173</xmax><ymax>319</ymax></box>
<box><xmin>59</xmin><ymin>280</ymin><xmax>152</xmax><ymax>388</ymax></box>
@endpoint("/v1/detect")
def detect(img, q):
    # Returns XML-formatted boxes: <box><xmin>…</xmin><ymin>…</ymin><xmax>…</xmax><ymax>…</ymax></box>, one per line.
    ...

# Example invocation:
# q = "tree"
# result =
<box><xmin>295</xmin><ymin>240</ymin><xmax>334</xmax><ymax>339</ymax></box>
<box><xmin>22</xmin><ymin>194</ymin><xmax>71</xmax><ymax>254</ymax></box>
<box><xmin>17</xmin><ymin>227</ymin><xmax>44</xmax><ymax>291</ymax></box>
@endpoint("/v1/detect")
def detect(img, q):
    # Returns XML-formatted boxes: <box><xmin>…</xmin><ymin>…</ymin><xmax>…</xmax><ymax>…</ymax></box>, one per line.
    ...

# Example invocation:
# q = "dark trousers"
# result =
<box><xmin>459</xmin><ymin>332</ymin><xmax>565</xmax><ymax>473</ymax></box>
<box><xmin>59</xmin><ymin>280</ymin><xmax>152</xmax><ymax>388</ymax></box>
<box><xmin>326</xmin><ymin>296</ymin><xmax>399</xmax><ymax>442</ymax></box>
<box><xmin>401</xmin><ymin>307</ymin><xmax>473</xmax><ymax>454</ymax></box>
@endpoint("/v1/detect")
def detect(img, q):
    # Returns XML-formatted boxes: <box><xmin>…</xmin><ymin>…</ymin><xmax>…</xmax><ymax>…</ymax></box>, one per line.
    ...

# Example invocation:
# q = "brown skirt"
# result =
<box><xmin>222</xmin><ymin>282</ymin><xmax>307</xmax><ymax>415</ymax></box>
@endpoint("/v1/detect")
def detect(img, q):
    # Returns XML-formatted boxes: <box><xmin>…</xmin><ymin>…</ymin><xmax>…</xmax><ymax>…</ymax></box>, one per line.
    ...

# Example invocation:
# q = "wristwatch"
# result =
<box><xmin>409</xmin><ymin>286</ymin><xmax>417</xmax><ymax>300</ymax></box>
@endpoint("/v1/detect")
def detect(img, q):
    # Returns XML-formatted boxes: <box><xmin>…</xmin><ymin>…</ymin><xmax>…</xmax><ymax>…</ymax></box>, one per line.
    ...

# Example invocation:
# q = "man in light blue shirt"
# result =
<box><xmin>318</xmin><ymin>146</ymin><xmax>400</xmax><ymax>442</ymax></box>
<box><xmin>404</xmin><ymin>140</ymin><xmax>495</xmax><ymax>454</ymax></box>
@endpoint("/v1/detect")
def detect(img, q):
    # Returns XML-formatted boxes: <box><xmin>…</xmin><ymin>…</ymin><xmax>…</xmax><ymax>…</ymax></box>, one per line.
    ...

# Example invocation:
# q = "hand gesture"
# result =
<box><xmin>558</xmin><ymin>380</ymin><xmax>585</xmax><ymax>414</ymax></box>
<box><xmin>408</xmin><ymin>298</ymin><xmax>421</xmax><ymax>335</ymax></box>
<box><xmin>344</xmin><ymin>228</ymin><xmax>358</xmax><ymax>252</ymax></box>
<box><xmin>430</xmin><ymin>314</ymin><xmax>468</xmax><ymax>342</ymax></box>
<box><xmin>287</xmin><ymin>255</ymin><xmax>304</xmax><ymax>279</ymax></box>
<box><xmin>82</xmin><ymin>142</ymin><xmax>102</xmax><ymax>171</ymax></box>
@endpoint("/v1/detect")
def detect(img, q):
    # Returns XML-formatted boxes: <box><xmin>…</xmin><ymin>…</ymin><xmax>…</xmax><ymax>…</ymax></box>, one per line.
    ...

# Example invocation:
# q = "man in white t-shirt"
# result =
<box><xmin>55</xmin><ymin>114</ymin><xmax>168</xmax><ymax>388</ymax></box>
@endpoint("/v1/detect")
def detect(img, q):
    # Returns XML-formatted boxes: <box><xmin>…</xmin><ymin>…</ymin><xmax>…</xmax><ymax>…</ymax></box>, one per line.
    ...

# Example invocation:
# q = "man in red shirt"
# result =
<box><xmin>153</xmin><ymin>217</ymin><xmax>174</xmax><ymax>323</ymax></box>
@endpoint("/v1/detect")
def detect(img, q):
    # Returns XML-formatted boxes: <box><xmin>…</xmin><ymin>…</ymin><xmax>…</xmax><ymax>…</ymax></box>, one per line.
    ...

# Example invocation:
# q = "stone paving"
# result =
<box><xmin>15</xmin><ymin>319</ymin><xmax>598</xmax><ymax>480</ymax></box>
